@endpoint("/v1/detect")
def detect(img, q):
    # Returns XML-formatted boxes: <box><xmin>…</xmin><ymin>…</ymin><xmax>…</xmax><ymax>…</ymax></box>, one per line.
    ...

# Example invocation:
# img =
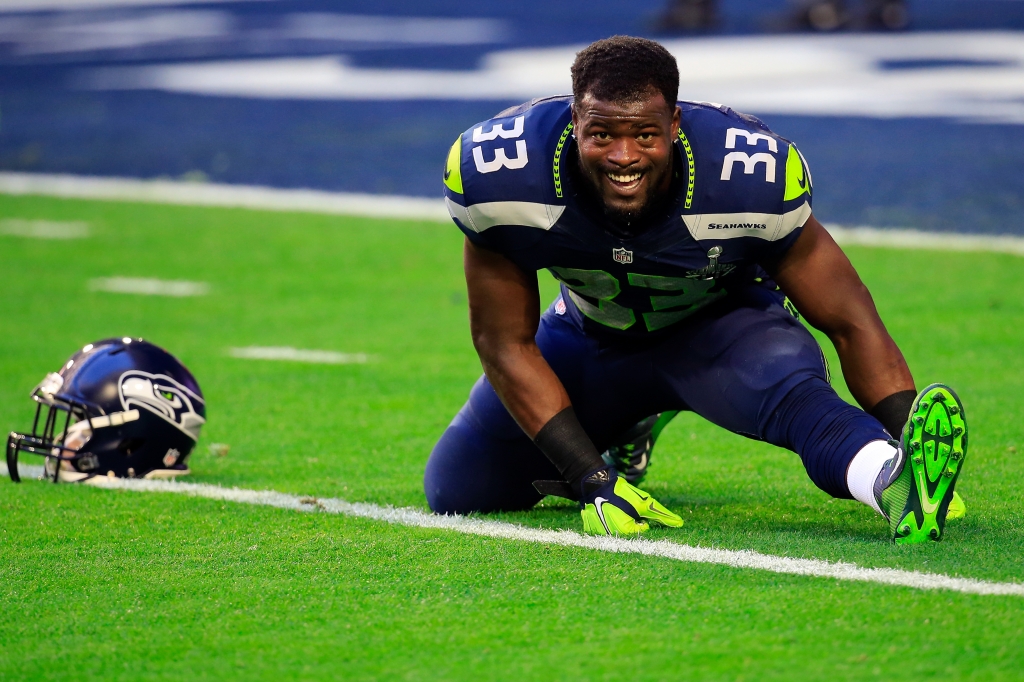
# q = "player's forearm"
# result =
<box><xmin>464</xmin><ymin>238</ymin><xmax>571</xmax><ymax>436</ymax></box>
<box><xmin>829</xmin><ymin>325</ymin><xmax>915</xmax><ymax>411</ymax></box>
<box><xmin>474</xmin><ymin>339</ymin><xmax>571</xmax><ymax>437</ymax></box>
<box><xmin>463</xmin><ymin>237</ymin><xmax>602</xmax><ymax>481</ymax></box>
<box><xmin>475</xmin><ymin>338</ymin><xmax>605</xmax><ymax>489</ymax></box>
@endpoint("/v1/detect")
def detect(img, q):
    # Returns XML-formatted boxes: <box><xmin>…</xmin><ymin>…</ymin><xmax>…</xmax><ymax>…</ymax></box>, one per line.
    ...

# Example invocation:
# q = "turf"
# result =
<box><xmin>2</xmin><ymin>194</ymin><xmax>1023</xmax><ymax>680</ymax></box>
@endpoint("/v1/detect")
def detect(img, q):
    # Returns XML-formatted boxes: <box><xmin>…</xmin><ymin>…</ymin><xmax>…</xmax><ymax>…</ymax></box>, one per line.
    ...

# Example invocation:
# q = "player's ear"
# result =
<box><xmin>672</xmin><ymin>105</ymin><xmax>681</xmax><ymax>134</ymax></box>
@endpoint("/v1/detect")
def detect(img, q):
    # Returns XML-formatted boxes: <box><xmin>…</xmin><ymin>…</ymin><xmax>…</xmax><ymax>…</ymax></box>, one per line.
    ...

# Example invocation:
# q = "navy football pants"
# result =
<box><xmin>424</xmin><ymin>286</ymin><xmax>889</xmax><ymax>514</ymax></box>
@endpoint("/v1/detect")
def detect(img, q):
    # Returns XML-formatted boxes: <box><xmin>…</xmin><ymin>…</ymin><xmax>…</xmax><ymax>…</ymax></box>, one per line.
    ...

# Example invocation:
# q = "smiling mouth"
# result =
<box><xmin>605</xmin><ymin>170</ymin><xmax>644</xmax><ymax>191</ymax></box>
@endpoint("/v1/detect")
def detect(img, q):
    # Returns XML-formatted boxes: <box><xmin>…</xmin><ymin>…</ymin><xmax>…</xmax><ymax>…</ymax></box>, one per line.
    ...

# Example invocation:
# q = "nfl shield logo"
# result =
<box><xmin>612</xmin><ymin>247</ymin><xmax>633</xmax><ymax>264</ymax></box>
<box><xmin>163</xmin><ymin>448</ymin><xmax>180</xmax><ymax>467</ymax></box>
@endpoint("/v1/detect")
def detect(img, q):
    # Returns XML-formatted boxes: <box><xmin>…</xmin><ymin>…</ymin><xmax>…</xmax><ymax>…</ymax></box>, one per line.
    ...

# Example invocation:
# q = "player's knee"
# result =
<box><xmin>424</xmin><ymin>419</ymin><xmax>474</xmax><ymax>514</ymax></box>
<box><xmin>424</xmin><ymin>409</ymin><xmax>551</xmax><ymax>515</ymax></box>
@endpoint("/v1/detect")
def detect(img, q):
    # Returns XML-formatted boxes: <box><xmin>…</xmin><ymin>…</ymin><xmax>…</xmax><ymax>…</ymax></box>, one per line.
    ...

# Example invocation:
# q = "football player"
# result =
<box><xmin>425</xmin><ymin>36</ymin><xmax>967</xmax><ymax>544</ymax></box>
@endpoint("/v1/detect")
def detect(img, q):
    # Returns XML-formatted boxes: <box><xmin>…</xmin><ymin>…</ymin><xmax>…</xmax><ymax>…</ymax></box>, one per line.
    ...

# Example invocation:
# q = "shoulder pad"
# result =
<box><xmin>444</xmin><ymin>98</ymin><xmax>572</xmax><ymax>234</ymax></box>
<box><xmin>679</xmin><ymin>102</ymin><xmax>812</xmax><ymax>243</ymax></box>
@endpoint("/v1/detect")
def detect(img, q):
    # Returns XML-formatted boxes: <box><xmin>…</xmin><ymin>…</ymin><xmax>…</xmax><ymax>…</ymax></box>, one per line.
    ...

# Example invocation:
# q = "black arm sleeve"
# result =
<box><xmin>532</xmin><ymin>406</ymin><xmax>606</xmax><ymax>487</ymax></box>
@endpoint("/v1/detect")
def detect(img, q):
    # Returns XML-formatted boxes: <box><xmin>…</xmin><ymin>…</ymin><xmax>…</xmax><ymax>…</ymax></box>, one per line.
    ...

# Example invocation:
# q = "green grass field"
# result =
<box><xmin>2</xmin><ymin>194</ymin><xmax>1023</xmax><ymax>681</ymax></box>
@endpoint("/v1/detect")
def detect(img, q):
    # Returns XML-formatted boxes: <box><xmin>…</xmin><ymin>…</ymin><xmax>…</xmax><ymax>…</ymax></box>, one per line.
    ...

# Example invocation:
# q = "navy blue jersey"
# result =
<box><xmin>443</xmin><ymin>96</ymin><xmax>814</xmax><ymax>338</ymax></box>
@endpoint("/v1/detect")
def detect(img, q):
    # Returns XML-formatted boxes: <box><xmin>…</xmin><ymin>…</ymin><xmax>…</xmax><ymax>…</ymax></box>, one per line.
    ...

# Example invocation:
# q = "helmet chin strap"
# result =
<box><xmin>44</xmin><ymin>461</ymin><xmax>89</xmax><ymax>483</ymax></box>
<box><xmin>64</xmin><ymin>409</ymin><xmax>142</xmax><ymax>446</ymax></box>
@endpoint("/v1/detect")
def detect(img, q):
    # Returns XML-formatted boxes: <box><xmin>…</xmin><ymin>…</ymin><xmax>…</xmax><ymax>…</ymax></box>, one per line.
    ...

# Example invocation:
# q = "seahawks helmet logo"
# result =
<box><xmin>118</xmin><ymin>371</ymin><xmax>206</xmax><ymax>441</ymax></box>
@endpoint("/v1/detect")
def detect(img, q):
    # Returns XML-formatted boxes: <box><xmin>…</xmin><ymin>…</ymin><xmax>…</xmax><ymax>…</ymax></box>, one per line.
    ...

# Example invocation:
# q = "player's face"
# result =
<box><xmin>573</xmin><ymin>91</ymin><xmax>681</xmax><ymax>222</ymax></box>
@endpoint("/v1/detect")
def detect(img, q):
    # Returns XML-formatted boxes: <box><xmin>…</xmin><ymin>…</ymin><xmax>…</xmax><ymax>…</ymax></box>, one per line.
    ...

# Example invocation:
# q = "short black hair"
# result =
<box><xmin>571</xmin><ymin>36</ymin><xmax>679</xmax><ymax>109</ymax></box>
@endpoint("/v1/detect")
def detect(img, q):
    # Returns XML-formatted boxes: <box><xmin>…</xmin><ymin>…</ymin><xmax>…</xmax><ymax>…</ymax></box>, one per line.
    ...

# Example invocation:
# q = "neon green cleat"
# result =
<box><xmin>580</xmin><ymin>473</ymin><xmax>683</xmax><ymax>536</ymax></box>
<box><xmin>878</xmin><ymin>384</ymin><xmax>967</xmax><ymax>544</ymax></box>
<box><xmin>946</xmin><ymin>491</ymin><xmax>966</xmax><ymax>521</ymax></box>
<box><xmin>601</xmin><ymin>411</ymin><xmax>679</xmax><ymax>484</ymax></box>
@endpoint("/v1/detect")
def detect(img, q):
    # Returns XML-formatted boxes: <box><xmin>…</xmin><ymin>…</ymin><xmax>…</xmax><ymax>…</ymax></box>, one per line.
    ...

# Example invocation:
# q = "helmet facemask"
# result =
<box><xmin>6</xmin><ymin>376</ymin><xmax>144</xmax><ymax>483</ymax></box>
<box><xmin>7</xmin><ymin>376</ymin><xmax>90</xmax><ymax>482</ymax></box>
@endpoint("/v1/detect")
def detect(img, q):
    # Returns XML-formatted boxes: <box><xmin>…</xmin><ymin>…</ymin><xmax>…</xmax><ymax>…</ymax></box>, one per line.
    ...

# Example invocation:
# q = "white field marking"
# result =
<box><xmin>0</xmin><ymin>172</ymin><xmax>450</xmax><ymax>222</ymax></box>
<box><xmin>6</xmin><ymin>463</ymin><xmax>46</xmax><ymax>479</ymax></box>
<box><xmin>0</xmin><ymin>218</ymin><xmax>89</xmax><ymax>239</ymax></box>
<box><xmin>3</xmin><ymin>172</ymin><xmax>1023</xmax><ymax>256</ymax></box>
<box><xmin>0</xmin><ymin>0</ymin><xmax>270</xmax><ymax>11</ymax></box>
<box><xmin>79</xmin><ymin>31</ymin><xmax>1024</xmax><ymax>123</ymax></box>
<box><xmin>278</xmin><ymin>14</ymin><xmax>506</xmax><ymax>47</ymax></box>
<box><xmin>3</xmin><ymin>462</ymin><xmax>1022</xmax><ymax>598</ymax></box>
<box><xmin>227</xmin><ymin>346</ymin><xmax>370</xmax><ymax>364</ymax></box>
<box><xmin>89</xmin><ymin>276</ymin><xmax>209</xmax><ymax>296</ymax></box>
<box><xmin>824</xmin><ymin>224</ymin><xmax>1024</xmax><ymax>256</ymax></box>
<box><xmin>0</xmin><ymin>12</ymin><xmax>506</xmax><ymax>58</ymax></box>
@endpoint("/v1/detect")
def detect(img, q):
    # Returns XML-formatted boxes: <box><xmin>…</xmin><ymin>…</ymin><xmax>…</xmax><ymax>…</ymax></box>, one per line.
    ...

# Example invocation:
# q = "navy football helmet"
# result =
<box><xmin>6</xmin><ymin>338</ymin><xmax>205</xmax><ymax>483</ymax></box>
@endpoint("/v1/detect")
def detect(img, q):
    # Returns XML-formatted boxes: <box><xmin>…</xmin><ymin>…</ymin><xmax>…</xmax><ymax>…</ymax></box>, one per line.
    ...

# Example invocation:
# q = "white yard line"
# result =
<box><xmin>2</xmin><ymin>172</ymin><xmax>1022</xmax><ymax>255</ymax></box>
<box><xmin>0</xmin><ymin>218</ymin><xmax>89</xmax><ymax>239</ymax></box>
<box><xmin>4</xmin><ymin>462</ymin><xmax>1022</xmax><ymax>597</ymax></box>
<box><xmin>0</xmin><ymin>172</ymin><xmax>450</xmax><ymax>222</ymax></box>
<box><xmin>89</xmin><ymin>276</ymin><xmax>209</xmax><ymax>296</ymax></box>
<box><xmin>228</xmin><ymin>346</ymin><xmax>370</xmax><ymax>364</ymax></box>
<box><xmin>824</xmin><ymin>224</ymin><xmax>1024</xmax><ymax>257</ymax></box>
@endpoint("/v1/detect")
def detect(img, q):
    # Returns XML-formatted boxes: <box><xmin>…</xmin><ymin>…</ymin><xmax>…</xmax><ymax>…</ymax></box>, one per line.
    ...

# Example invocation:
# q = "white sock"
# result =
<box><xmin>846</xmin><ymin>440</ymin><xmax>898</xmax><ymax>516</ymax></box>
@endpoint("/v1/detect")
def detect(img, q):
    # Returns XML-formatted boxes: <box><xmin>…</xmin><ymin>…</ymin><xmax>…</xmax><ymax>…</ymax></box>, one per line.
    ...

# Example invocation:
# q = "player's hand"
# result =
<box><xmin>579</xmin><ymin>468</ymin><xmax>683</xmax><ymax>536</ymax></box>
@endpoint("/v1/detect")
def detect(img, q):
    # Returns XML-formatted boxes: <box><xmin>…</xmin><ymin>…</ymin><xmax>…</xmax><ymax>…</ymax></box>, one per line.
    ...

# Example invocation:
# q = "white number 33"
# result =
<box><xmin>472</xmin><ymin>116</ymin><xmax>529</xmax><ymax>173</ymax></box>
<box><xmin>720</xmin><ymin>127</ymin><xmax>777</xmax><ymax>183</ymax></box>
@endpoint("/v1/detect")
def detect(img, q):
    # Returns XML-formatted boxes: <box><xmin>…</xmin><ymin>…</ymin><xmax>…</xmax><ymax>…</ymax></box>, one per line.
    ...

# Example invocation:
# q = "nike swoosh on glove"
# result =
<box><xmin>579</xmin><ymin>468</ymin><xmax>683</xmax><ymax>536</ymax></box>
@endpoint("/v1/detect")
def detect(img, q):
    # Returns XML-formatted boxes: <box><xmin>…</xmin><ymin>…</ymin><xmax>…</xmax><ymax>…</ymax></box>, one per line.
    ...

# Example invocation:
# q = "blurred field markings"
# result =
<box><xmin>227</xmin><ymin>346</ymin><xmax>370</xmax><ymax>364</ymax></box>
<box><xmin>0</xmin><ymin>12</ymin><xmax>506</xmax><ymax>58</ymax></box>
<box><xmin>3</xmin><ymin>172</ymin><xmax>1023</xmax><ymax>255</ymax></box>
<box><xmin>279</xmin><ymin>14</ymin><xmax>506</xmax><ymax>46</ymax></box>
<box><xmin>89</xmin><ymin>276</ymin><xmax>209</xmax><ymax>296</ymax></box>
<box><xmin>0</xmin><ymin>172</ymin><xmax>450</xmax><ymax>222</ymax></box>
<box><xmin>0</xmin><ymin>0</ymin><xmax>270</xmax><ymax>12</ymax></box>
<box><xmin>825</xmin><ymin>224</ymin><xmax>1024</xmax><ymax>256</ymax></box>
<box><xmin>79</xmin><ymin>32</ymin><xmax>1024</xmax><ymax>122</ymax></box>
<box><xmin>0</xmin><ymin>218</ymin><xmax>88</xmax><ymax>239</ymax></box>
<box><xmin>4</xmin><ymin>461</ymin><xmax>1021</xmax><ymax>598</ymax></box>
